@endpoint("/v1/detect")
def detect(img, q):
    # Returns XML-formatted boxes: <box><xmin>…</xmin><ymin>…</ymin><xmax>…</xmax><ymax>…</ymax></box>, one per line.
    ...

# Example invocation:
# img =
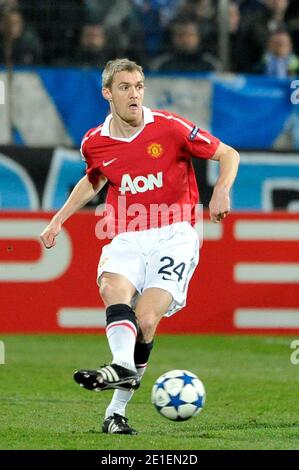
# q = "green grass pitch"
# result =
<box><xmin>0</xmin><ymin>334</ymin><xmax>298</xmax><ymax>450</ymax></box>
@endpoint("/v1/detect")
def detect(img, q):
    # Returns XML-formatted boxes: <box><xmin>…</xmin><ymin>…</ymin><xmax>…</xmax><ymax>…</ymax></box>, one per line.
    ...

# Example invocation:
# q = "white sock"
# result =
<box><xmin>106</xmin><ymin>320</ymin><xmax>137</xmax><ymax>371</ymax></box>
<box><xmin>105</xmin><ymin>365</ymin><xmax>147</xmax><ymax>419</ymax></box>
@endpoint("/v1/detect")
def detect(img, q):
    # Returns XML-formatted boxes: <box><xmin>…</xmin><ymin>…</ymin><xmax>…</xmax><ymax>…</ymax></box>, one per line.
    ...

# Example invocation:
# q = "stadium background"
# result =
<box><xmin>0</xmin><ymin>0</ymin><xmax>299</xmax><ymax>452</ymax></box>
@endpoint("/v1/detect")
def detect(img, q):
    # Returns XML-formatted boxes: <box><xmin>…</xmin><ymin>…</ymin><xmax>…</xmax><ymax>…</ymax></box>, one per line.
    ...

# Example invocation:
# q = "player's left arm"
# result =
<box><xmin>209</xmin><ymin>142</ymin><xmax>240</xmax><ymax>223</ymax></box>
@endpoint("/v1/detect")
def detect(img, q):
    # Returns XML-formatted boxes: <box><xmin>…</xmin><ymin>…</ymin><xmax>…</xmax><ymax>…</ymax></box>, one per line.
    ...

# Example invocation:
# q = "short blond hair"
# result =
<box><xmin>102</xmin><ymin>58</ymin><xmax>145</xmax><ymax>89</ymax></box>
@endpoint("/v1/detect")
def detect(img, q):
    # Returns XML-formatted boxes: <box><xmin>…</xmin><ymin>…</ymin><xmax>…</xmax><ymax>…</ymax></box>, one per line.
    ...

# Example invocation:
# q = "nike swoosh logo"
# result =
<box><xmin>103</xmin><ymin>158</ymin><xmax>118</xmax><ymax>167</ymax></box>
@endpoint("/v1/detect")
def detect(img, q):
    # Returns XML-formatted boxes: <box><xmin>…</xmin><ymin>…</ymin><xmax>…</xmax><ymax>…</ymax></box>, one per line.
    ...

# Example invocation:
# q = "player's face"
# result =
<box><xmin>106</xmin><ymin>71</ymin><xmax>145</xmax><ymax>126</ymax></box>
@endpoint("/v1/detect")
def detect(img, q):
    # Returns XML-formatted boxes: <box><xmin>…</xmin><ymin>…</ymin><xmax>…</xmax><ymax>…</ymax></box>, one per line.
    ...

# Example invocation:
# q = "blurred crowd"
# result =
<box><xmin>0</xmin><ymin>0</ymin><xmax>299</xmax><ymax>77</ymax></box>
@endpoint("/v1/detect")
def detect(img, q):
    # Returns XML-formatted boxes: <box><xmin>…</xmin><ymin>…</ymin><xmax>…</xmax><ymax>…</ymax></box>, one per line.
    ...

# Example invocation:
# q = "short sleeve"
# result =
<box><xmin>171</xmin><ymin>112</ymin><xmax>220</xmax><ymax>159</ymax></box>
<box><xmin>80</xmin><ymin>129</ymin><xmax>101</xmax><ymax>184</ymax></box>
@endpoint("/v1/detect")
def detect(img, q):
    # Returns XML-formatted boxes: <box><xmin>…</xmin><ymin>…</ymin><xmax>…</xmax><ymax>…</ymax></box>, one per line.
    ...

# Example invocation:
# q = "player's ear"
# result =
<box><xmin>102</xmin><ymin>87</ymin><xmax>112</xmax><ymax>102</ymax></box>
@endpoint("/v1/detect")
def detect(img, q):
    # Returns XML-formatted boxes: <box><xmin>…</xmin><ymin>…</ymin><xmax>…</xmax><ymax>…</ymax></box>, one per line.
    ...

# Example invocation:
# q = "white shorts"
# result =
<box><xmin>97</xmin><ymin>222</ymin><xmax>199</xmax><ymax>316</ymax></box>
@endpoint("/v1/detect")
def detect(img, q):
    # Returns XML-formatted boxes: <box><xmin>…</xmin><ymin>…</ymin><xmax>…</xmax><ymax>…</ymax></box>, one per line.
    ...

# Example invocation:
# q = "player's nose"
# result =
<box><xmin>130</xmin><ymin>87</ymin><xmax>139</xmax><ymax>98</ymax></box>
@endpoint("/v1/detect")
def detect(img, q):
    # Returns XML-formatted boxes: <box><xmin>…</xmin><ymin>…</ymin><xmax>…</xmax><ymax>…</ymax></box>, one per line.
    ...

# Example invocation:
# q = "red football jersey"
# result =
<box><xmin>81</xmin><ymin>107</ymin><xmax>220</xmax><ymax>235</ymax></box>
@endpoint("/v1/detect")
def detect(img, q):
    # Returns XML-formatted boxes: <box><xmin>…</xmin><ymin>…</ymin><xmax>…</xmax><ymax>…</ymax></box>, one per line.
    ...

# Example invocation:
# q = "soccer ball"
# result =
<box><xmin>151</xmin><ymin>369</ymin><xmax>206</xmax><ymax>421</ymax></box>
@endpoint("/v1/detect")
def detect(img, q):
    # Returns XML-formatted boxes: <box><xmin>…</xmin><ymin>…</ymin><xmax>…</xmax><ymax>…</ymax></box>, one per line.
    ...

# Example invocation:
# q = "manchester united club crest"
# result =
<box><xmin>147</xmin><ymin>143</ymin><xmax>163</xmax><ymax>159</ymax></box>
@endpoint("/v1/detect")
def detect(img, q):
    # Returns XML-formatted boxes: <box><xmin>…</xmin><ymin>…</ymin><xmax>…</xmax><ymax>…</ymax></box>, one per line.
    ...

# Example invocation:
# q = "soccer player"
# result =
<box><xmin>40</xmin><ymin>58</ymin><xmax>240</xmax><ymax>435</ymax></box>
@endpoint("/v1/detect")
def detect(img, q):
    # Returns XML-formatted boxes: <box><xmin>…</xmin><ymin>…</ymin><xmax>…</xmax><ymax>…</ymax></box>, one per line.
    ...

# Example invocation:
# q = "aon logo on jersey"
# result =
<box><xmin>119</xmin><ymin>172</ymin><xmax>163</xmax><ymax>195</ymax></box>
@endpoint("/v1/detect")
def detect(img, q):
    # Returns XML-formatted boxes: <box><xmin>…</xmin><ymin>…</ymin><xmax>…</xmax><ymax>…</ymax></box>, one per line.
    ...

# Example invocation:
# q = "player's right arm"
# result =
<box><xmin>40</xmin><ymin>174</ymin><xmax>107</xmax><ymax>249</ymax></box>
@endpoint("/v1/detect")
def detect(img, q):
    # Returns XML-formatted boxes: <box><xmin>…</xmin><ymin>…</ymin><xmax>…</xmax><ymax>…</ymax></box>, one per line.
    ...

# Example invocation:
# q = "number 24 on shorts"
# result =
<box><xmin>158</xmin><ymin>256</ymin><xmax>186</xmax><ymax>281</ymax></box>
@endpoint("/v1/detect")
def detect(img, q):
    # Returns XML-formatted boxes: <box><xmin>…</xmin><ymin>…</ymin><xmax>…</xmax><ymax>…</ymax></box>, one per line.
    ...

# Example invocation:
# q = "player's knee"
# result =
<box><xmin>99</xmin><ymin>280</ymin><xmax>130</xmax><ymax>306</ymax></box>
<box><xmin>137</xmin><ymin>311</ymin><xmax>159</xmax><ymax>342</ymax></box>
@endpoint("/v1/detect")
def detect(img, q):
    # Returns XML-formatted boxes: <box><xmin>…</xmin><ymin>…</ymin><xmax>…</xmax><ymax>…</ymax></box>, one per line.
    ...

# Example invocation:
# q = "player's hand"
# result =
<box><xmin>40</xmin><ymin>220</ymin><xmax>61</xmax><ymax>249</ymax></box>
<box><xmin>209</xmin><ymin>186</ymin><xmax>230</xmax><ymax>224</ymax></box>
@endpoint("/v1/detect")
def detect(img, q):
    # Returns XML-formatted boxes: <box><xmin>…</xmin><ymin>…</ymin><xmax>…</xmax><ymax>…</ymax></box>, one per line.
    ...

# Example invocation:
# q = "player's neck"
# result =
<box><xmin>110</xmin><ymin>113</ymin><xmax>144</xmax><ymax>138</ymax></box>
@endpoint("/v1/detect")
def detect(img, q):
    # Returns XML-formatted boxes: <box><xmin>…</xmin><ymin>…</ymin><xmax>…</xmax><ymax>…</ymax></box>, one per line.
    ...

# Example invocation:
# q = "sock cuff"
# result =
<box><xmin>106</xmin><ymin>304</ymin><xmax>137</xmax><ymax>332</ymax></box>
<box><xmin>134</xmin><ymin>340</ymin><xmax>154</xmax><ymax>366</ymax></box>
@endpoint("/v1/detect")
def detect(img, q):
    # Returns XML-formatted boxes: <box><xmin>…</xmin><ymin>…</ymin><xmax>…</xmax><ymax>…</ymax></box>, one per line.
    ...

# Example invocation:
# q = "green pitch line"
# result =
<box><xmin>0</xmin><ymin>334</ymin><xmax>298</xmax><ymax>450</ymax></box>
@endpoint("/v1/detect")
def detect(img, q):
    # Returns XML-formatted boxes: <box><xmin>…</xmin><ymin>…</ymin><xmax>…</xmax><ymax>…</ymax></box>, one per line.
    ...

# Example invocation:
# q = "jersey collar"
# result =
<box><xmin>101</xmin><ymin>106</ymin><xmax>154</xmax><ymax>141</ymax></box>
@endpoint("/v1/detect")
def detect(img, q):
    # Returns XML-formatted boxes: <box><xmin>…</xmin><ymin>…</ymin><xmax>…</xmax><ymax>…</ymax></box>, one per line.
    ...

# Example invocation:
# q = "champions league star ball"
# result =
<box><xmin>151</xmin><ymin>370</ymin><xmax>206</xmax><ymax>421</ymax></box>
